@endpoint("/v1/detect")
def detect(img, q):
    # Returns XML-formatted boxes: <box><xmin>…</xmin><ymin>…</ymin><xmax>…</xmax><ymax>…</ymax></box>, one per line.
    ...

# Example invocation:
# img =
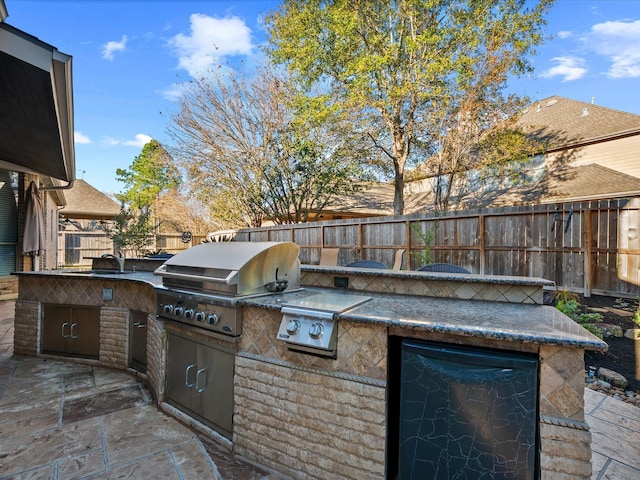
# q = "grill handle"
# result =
<box><xmin>154</xmin><ymin>264</ymin><xmax>238</xmax><ymax>285</ymax></box>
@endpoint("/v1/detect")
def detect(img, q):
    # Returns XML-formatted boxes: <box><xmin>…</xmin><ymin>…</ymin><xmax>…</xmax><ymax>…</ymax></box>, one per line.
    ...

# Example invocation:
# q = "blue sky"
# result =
<box><xmin>5</xmin><ymin>0</ymin><xmax>640</xmax><ymax>196</ymax></box>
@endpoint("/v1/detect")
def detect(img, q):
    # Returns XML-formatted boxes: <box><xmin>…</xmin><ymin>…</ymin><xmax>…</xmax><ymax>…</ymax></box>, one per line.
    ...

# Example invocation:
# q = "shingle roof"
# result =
<box><xmin>517</xmin><ymin>96</ymin><xmax>640</xmax><ymax>150</ymax></box>
<box><xmin>59</xmin><ymin>179</ymin><xmax>121</xmax><ymax>220</ymax></box>
<box><xmin>449</xmin><ymin>163</ymin><xmax>640</xmax><ymax>210</ymax></box>
<box><xmin>323</xmin><ymin>183</ymin><xmax>395</xmax><ymax>216</ymax></box>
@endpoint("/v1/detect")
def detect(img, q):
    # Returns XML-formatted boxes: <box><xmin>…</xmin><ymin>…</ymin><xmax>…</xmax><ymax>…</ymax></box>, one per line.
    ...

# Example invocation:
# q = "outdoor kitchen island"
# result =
<box><xmin>12</xmin><ymin>261</ymin><xmax>606</xmax><ymax>480</ymax></box>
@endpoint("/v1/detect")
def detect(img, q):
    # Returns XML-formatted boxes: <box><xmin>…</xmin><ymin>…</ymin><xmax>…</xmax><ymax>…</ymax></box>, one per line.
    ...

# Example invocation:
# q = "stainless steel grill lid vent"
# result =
<box><xmin>154</xmin><ymin>241</ymin><xmax>300</xmax><ymax>296</ymax></box>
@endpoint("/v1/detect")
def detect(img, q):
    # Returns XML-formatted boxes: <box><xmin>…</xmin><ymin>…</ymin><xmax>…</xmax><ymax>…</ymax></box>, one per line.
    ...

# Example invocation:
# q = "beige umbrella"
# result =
<box><xmin>22</xmin><ymin>181</ymin><xmax>45</xmax><ymax>270</ymax></box>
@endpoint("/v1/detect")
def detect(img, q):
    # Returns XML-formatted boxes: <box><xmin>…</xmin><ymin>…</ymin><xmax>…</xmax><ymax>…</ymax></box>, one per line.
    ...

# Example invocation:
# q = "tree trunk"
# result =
<box><xmin>394</xmin><ymin>170</ymin><xmax>404</xmax><ymax>215</ymax></box>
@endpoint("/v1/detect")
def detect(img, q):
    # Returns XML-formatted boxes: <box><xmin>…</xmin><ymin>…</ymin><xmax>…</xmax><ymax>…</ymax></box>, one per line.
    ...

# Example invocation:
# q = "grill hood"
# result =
<box><xmin>154</xmin><ymin>241</ymin><xmax>300</xmax><ymax>296</ymax></box>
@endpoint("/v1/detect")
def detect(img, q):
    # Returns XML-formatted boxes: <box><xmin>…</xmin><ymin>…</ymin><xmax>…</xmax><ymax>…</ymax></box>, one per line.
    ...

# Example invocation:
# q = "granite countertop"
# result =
<box><xmin>242</xmin><ymin>287</ymin><xmax>608</xmax><ymax>352</ymax></box>
<box><xmin>13</xmin><ymin>269</ymin><xmax>163</xmax><ymax>286</ymax></box>
<box><xmin>301</xmin><ymin>264</ymin><xmax>556</xmax><ymax>287</ymax></box>
<box><xmin>15</xmin><ymin>270</ymin><xmax>607</xmax><ymax>352</ymax></box>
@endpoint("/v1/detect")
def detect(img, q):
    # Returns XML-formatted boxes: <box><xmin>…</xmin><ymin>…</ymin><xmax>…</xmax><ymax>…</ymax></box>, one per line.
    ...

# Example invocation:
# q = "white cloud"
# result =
<box><xmin>104</xmin><ymin>134</ymin><xmax>152</xmax><ymax>147</ymax></box>
<box><xmin>74</xmin><ymin>131</ymin><xmax>91</xmax><ymax>144</ymax></box>
<box><xmin>159</xmin><ymin>84</ymin><xmax>186</xmax><ymax>102</ymax></box>
<box><xmin>168</xmin><ymin>14</ymin><xmax>253</xmax><ymax>77</ymax></box>
<box><xmin>540</xmin><ymin>56</ymin><xmax>588</xmax><ymax>82</ymax></box>
<box><xmin>557</xmin><ymin>30</ymin><xmax>572</xmax><ymax>39</ymax></box>
<box><xmin>588</xmin><ymin>20</ymin><xmax>640</xmax><ymax>78</ymax></box>
<box><xmin>102</xmin><ymin>35</ymin><xmax>128</xmax><ymax>60</ymax></box>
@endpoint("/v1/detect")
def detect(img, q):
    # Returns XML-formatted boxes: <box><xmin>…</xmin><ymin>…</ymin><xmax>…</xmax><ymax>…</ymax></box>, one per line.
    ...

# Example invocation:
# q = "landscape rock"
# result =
<box><xmin>586</xmin><ymin>380</ymin><xmax>640</xmax><ymax>408</ymax></box>
<box><xmin>597</xmin><ymin>367</ymin><xmax>629</xmax><ymax>390</ymax></box>
<box><xmin>591</xmin><ymin>323</ymin><xmax>624</xmax><ymax>338</ymax></box>
<box><xmin>624</xmin><ymin>328</ymin><xmax>640</xmax><ymax>340</ymax></box>
<box><xmin>604</xmin><ymin>306</ymin><xmax>633</xmax><ymax>317</ymax></box>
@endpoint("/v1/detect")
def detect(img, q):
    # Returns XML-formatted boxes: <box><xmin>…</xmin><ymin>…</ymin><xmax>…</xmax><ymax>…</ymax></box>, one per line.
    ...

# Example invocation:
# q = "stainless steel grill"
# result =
<box><xmin>154</xmin><ymin>241</ymin><xmax>300</xmax><ymax>337</ymax></box>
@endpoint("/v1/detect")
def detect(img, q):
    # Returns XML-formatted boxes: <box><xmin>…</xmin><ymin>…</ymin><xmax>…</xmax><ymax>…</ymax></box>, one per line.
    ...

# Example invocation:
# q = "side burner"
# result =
<box><xmin>277</xmin><ymin>292</ymin><xmax>372</xmax><ymax>357</ymax></box>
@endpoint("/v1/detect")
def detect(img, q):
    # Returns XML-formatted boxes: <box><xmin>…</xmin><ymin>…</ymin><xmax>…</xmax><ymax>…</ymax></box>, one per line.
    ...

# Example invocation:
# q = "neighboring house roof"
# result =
<box><xmin>59</xmin><ymin>179</ymin><xmax>121</xmax><ymax>220</ymax></box>
<box><xmin>517</xmin><ymin>96</ymin><xmax>640</xmax><ymax>151</ymax></box>
<box><xmin>321</xmin><ymin>163</ymin><xmax>640</xmax><ymax>218</ymax></box>
<box><xmin>460</xmin><ymin>164</ymin><xmax>640</xmax><ymax>209</ymax></box>
<box><xmin>322</xmin><ymin>183</ymin><xmax>395</xmax><ymax>217</ymax></box>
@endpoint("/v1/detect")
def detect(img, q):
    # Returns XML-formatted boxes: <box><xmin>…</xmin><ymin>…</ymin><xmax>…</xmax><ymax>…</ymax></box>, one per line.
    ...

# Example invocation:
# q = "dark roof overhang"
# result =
<box><xmin>0</xmin><ymin>21</ymin><xmax>75</xmax><ymax>183</ymax></box>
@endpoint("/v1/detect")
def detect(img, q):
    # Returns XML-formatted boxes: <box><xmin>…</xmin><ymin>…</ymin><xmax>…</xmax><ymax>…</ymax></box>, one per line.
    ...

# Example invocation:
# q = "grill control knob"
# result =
<box><xmin>195</xmin><ymin>312</ymin><xmax>205</xmax><ymax>322</ymax></box>
<box><xmin>309</xmin><ymin>322</ymin><xmax>324</xmax><ymax>339</ymax></box>
<box><xmin>184</xmin><ymin>309</ymin><xmax>194</xmax><ymax>319</ymax></box>
<box><xmin>173</xmin><ymin>306</ymin><xmax>183</xmax><ymax>317</ymax></box>
<box><xmin>163</xmin><ymin>304</ymin><xmax>173</xmax><ymax>314</ymax></box>
<box><xmin>286</xmin><ymin>319</ymin><xmax>301</xmax><ymax>335</ymax></box>
<box><xmin>207</xmin><ymin>313</ymin><xmax>219</xmax><ymax>325</ymax></box>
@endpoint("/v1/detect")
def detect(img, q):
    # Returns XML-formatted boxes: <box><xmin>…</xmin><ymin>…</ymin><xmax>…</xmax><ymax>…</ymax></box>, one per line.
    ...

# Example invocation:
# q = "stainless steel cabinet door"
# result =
<box><xmin>69</xmin><ymin>307</ymin><xmax>100</xmax><ymax>358</ymax></box>
<box><xmin>42</xmin><ymin>305</ymin><xmax>99</xmax><ymax>359</ymax></box>
<box><xmin>166</xmin><ymin>332</ymin><xmax>197</xmax><ymax>410</ymax></box>
<box><xmin>128</xmin><ymin>311</ymin><xmax>148</xmax><ymax>372</ymax></box>
<box><xmin>42</xmin><ymin>304</ymin><xmax>71</xmax><ymax>354</ymax></box>
<box><xmin>165</xmin><ymin>331</ymin><xmax>235</xmax><ymax>440</ymax></box>
<box><xmin>192</xmin><ymin>341</ymin><xmax>234</xmax><ymax>438</ymax></box>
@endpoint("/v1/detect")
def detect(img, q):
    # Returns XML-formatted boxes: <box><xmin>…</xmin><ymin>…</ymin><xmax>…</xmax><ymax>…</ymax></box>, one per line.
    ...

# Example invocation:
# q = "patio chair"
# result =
<box><xmin>392</xmin><ymin>249</ymin><xmax>406</xmax><ymax>271</ymax></box>
<box><xmin>416</xmin><ymin>263</ymin><xmax>470</xmax><ymax>273</ymax></box>
<box><xmin>319</xmin><ymin>248</ymin><xmax>339</xmax><ymax>266</ymax></box>
<box><xmin>345</xmin><ymin>260</ymin><xmax>388</xmax><ymax>269</ymax></box>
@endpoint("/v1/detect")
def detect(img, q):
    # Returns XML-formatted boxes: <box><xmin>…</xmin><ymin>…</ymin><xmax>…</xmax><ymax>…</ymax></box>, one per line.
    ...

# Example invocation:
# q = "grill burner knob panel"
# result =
<box><xmin>309</xmin><ymin>322</ymin><xmax>324</xmax><ymax>339</ymax></box>
<box><xmin>286</xmin><ymin>319</ymin><xmax>301</xmax><ymax>335</ymax></box>
<box><xmin>156</xmin><ymin>291</ymin><xmax>241</xmax><ymax>337</ymax></box>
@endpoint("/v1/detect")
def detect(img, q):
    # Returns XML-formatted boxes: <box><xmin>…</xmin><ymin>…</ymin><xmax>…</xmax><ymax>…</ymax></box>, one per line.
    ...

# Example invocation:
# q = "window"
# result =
<box><xmin>0</xmin><ymin>170</ymin><xmax>18</xmax><ymax>275</ymax></box>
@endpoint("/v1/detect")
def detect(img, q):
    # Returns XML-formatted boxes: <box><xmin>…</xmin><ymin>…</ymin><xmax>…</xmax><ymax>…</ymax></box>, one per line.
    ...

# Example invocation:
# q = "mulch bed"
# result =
<box><xmin>564</xmin><ymin>294</ymin><xmax>640</xmax><ymax>394</ymax></box>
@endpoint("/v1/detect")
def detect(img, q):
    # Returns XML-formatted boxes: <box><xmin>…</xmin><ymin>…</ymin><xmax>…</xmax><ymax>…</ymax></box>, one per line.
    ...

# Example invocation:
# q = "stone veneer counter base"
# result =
<box><xmin>11</xmin><ymin>266</ymin><xmax>607</xmax><ymax>479</ymax></box>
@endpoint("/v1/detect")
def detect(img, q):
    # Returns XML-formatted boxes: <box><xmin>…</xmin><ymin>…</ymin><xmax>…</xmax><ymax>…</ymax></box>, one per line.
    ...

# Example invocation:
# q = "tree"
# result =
<box><xmin>115</xmin><ymin>139</ymin><xmax>181</xmax><ymax>213</ymax></box>
<box><xmin>102</xmin><ymin>206</ymin><xmax>154</xmax><ymax>257</ymax></box>
<box><xmin>167</xmin><ymin>65</ymin><xmax>368</xmax><ymax>226</ymax></box>
<box><xmin>411</xmin><ymin>98</ymin><xmax>546</xmax><ymax>212</ymax></box>
<box><xmin>265</xmin><ymin>0</ymin><xmax>554</xmax><ymax>214</ymax></box>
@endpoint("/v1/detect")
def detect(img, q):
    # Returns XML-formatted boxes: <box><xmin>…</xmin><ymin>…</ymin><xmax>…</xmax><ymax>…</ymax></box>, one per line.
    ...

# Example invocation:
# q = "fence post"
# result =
<box><xmin>479</xmin><ymin>214</ymin><xmax>486</xmax><ymax>275</ymax></box>
<box><xmin>583</xmin><ymin>207</ymin><xmax>593</xmax><ymax>298</ymax></box>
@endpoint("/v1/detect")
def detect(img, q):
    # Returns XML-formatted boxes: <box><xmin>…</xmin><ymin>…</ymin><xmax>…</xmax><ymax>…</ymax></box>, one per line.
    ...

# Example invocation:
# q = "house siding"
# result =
<box><xmin>563</xmin><ymin>134</ymin><xmax>640</xmax><ymax>179</ymax></box>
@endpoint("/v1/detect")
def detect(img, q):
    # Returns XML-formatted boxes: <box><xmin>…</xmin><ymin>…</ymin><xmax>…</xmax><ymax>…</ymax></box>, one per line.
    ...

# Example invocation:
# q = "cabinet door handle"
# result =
<box><xmin>61</xmin><ymin>322</ymin><xmax>69</xmax><ymax>338</ymax></box>
<box><xmin>195</xmin><ymin>368</ymin><xmax>208</xmax><ymax>393</ymax></box>
<box><xmin>70</xmin><ymin>323</ymin><xmax>79</xmax><ymax>339</ymax></box>
<box><xmin>133</xmin><ymin>322</ymin><xmax>146</xmax><ymax>328</ymax></box>
<box><xmin>185</xmin><ymin>364</ymin><xmax>196</xmax><ymax>388</ymax></box>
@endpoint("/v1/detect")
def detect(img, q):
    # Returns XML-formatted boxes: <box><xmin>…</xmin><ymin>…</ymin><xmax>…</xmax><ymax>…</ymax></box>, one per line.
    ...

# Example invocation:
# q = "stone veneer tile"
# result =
<box><xmin>539</xmin><ymin>362</ymin><xmax>566</xmax><ymax>395</ymax></box>
<box><xmin>545</xmin><ymin>383</ymin><xmax>584</xmax><ymax>419</ymax></box>
<box><xmin>0</xmin><ymin>376</ymin><xmax>64</xmax><ymax>405</ymax></box>
<box><xmin>452</xmin><ymin>283</ymin><xmax>479</xmax><ymax>300</ymax></box>
<box><xmin>57</xmin><ymin>449</ymin><xmax>107</xmax><ymax>478</ymax></box>
<box><xmin>102</xmin><ymin>405</ymin><xmax>194</xmax><ymax>467</ymax></box>
<box><xmin>0</xmin><ymin>418</ymin><xmax>103</xmax><ymax>478</ymax></box>
<box><xmin>539</xmin><ymin>345</ymin><xmax>585</xmax><ymax>420</ymax></box>
<box><xmin>502</xmin><ymin>286</ymin><xmax>530</xmax><ymax>304</ymax></box>
<box><xmin>91</xmin><ymin>452</ymin><xmax>182</xmax><ymax>480</ymax></box>
<box><xmin>63</xmin><ymin>385</ymin><xmax>149</xmax><ymax>425</ymax></box>
<box><xmin>587</xmin><ymin>415</ymin><xmax>640</xmax><ymax>469</ymax></box>
<box><xmin>170</xmin><ymin>440</ymin><xmax>220</xmax><ymax>479</ymax></box>
<box><xmin>0</xmin><ymin>410</ymin><xmax>60</xmax><ymax>439</ymax></box>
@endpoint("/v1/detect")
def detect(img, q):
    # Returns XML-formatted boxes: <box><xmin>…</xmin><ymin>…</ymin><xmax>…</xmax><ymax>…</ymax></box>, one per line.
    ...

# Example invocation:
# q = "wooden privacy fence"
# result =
<box><xmin>57</xmin><ymin>232</ymin><xmax>208</xmax><ymax>267</ymax></box>
<box><xmin>236</xmin><ymin>197</ymin><xmax>640</xmax><ymax>298</ymax></box>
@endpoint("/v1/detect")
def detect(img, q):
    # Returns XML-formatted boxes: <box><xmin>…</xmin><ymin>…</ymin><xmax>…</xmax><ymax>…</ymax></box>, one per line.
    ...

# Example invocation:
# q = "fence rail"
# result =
<box><xmin>57</xmin><ymin>198</ymin><xmax>640</xmax><ymax>298</ymax></box>
<box><xmin>235</xmin><ymin>197</ymin><xmax>640</xmax><ymax>298</ymax></box>
<box><xmin>57</xmin><ymin>232</ymin><xmax>207</xmax><ymax>267</ymax></box>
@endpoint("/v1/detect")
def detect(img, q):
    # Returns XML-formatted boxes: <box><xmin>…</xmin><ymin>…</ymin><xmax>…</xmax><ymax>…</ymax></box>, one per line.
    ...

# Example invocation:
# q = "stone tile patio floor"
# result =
<box><xmin>1</xmin><ymin>299</ymin><xmax>639</xmax><ymax>479</ymax></box>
